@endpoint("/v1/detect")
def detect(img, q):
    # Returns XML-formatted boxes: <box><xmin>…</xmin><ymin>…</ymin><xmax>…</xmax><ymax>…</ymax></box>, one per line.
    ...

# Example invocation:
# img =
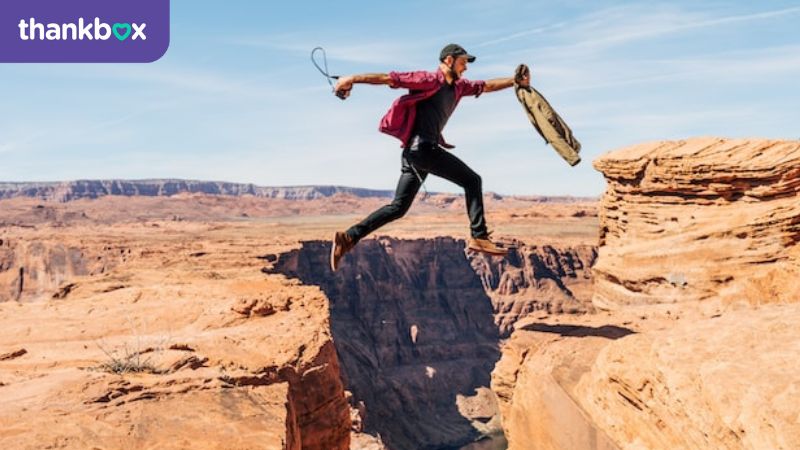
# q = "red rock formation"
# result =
<box><xmin>0</xmin><ymin>225</ymin><xmax>351</xmax><ymax>450</ymax></box>
<box><xmin>592</xmin><ymin>138</ymin><xmax>800</xmax><ymax>309</ymax></box>
<box><xmin>494</xmin><ymin>138</ymin><xmax>800</xmax><ymax>450</ymax></box>
<box><xmin>471</xmin><ymin>243</ymin><xmax>597</xmax><ymax>335</ymax></box>
<box><xmin>491</xmin><ymin>316</ymin><xmax>627</xmax><ymax>450</ymax></box>
<box><xmin>576</xmin><ymin>304</ymin><xmax>800</xmax><ymax>449</ymax></box>
<box><xmin>0</xmin><ymin>239</ymin><xmax>130</xmax><ymax>302</ymax></box>
<box><xmin>493</xmin><ymin>302</ymin><xmax>800</xmax><ymax>449</ymax></box>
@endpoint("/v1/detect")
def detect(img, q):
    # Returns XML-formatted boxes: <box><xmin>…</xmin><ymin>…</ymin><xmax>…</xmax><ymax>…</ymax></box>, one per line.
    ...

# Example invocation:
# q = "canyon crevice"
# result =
<box><xmin>268</xmin><ymin>237</ymin><xmax>595</xmax><ymax>449</ymax></box>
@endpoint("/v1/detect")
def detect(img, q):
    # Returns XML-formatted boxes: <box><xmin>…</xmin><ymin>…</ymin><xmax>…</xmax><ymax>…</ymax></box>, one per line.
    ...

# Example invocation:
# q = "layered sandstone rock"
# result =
<box><xmin>576</xmin><ymin>303</ymin><xmax>800</xmax><ymax>449</ymax></box>
<box><xmin>0</xmin><ymin>238</ymin><xmax>130</xmax><ymax>302</ymax></box>
<box><xmin>471</xmin><ymin>243</ymin><xmax>597</xmax><ymax>335</ymax></box>
<box><xmin>492</xmin><ymin>314</ymin><xmax>632</xmax><ymax>450</ymax></box>
<box><xmin>494</xmin><ymin>303</ymin><xmax>800</xmax><ymax>450</ymax></box>
<box><xmin>0</xmin><ymin>223</ymin><xmax>351</xmax><ymax>450</ymax></box>
<box><xmin>494</xmin><ymin>138</ymin><xmax>800</xmax><ymax>450</ymax></box>
<box><xmin>592</xmin><ymin>138</ymin><xmax>800</xmax><ymax>309</ymax></box>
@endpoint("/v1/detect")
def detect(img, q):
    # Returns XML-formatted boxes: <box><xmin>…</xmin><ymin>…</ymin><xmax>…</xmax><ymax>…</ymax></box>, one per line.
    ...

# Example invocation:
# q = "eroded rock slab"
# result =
<box><xmin>494</xmin><ymin>137</ymin><xmax>800</xmax><ymax>450</ymax></box>
<box><xmin>592</xmin><ymin>138</ymin><xmax>800</xmax><ymax>309</ymax></box>
<box><xmin>0</xmin><ymin>224</ymin><xmax>350</xmax><ymax>450</ymax></box>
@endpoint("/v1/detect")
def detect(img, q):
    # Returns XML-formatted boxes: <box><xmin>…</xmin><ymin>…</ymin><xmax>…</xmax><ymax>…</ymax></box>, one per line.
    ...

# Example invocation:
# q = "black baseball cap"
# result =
<box><xmin>439</xmin><ymin>43</ymin><xmax>476</xmax><ymax>63</ymax></box>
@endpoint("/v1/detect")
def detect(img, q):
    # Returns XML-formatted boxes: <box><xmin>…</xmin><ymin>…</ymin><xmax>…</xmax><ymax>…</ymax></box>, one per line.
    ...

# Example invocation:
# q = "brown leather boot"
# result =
<box><xmin>330</xmin><ymin>231</ymin><xmax>356</xmax><ymax>271</ymax></box>
<box><xmin>467</xmin><ymin>236</ymin><xmax>509</xmax><ymax>256</ymax></box>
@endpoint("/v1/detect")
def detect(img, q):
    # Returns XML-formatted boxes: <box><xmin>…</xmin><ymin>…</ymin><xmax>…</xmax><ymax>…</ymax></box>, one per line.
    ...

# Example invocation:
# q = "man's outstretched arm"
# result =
<box><xmin>484</xmin><ymin>78</ymin><xmax>514</xmax><ymax>93</ymax></box>
<box><xmin>334</xmin><ymin>74</ymin><xmax>391</xmax><ymax>99</ymax></box>
<box><xmin>338</xmin><ymin>74</ymin><xmax>392</xmax><ymax>88</ymax></box>
<box><xmin>484</xmin><ymin>70</ymin><xmax>530</xmax><ymax>93</ymax></box>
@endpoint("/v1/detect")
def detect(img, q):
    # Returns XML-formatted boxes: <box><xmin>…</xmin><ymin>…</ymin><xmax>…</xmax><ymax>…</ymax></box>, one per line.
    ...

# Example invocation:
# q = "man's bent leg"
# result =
<box><xmin>345</xmin><ymin>154</ymin><xmax>426</xmax><ymax>242</ymax></box>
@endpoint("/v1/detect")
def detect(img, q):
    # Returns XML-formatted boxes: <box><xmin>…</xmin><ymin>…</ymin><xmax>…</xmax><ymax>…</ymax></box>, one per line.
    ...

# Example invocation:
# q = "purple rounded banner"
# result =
<box><xmin>0</xmin><ymin>0</ymin><xmax>169</xmax><ymax>63</ymax></box>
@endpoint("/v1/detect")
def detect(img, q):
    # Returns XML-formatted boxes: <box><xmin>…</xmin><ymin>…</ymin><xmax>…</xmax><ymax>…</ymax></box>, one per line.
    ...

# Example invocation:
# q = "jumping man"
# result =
<box><xmin>330</xmin><ymin>44</ymin><xmax>530</xmax><ymax>271</ymax></box>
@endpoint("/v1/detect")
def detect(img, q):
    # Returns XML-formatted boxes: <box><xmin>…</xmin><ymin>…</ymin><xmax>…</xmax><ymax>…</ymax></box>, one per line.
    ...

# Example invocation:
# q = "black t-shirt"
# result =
<box><xmin>411</xmin><ymin>82</ymin><xmax>456</xmax><ymax>143</ymax></box>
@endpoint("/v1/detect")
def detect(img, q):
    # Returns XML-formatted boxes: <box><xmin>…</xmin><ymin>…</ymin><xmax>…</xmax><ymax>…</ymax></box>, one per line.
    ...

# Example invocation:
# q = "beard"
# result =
<box><xmin>448</xmin><ymin>63</ymin><xmax>460</xmax><ymax>80</ymax></box>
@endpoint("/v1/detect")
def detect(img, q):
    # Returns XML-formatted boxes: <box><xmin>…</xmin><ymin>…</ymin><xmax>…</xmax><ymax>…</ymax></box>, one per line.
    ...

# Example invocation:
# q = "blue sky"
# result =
<box><xmin>1</xmin><ymin>0</ymin><xmax>798</xmax><ymax>196</ymax></box>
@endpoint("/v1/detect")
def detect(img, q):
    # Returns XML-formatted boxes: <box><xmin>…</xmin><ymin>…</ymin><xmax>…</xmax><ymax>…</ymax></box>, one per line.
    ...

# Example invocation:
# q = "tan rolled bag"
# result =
<box><xmin>514</xmin><ymin>64</ymin><xmax>581</xmax><ymax>166</ymax></box>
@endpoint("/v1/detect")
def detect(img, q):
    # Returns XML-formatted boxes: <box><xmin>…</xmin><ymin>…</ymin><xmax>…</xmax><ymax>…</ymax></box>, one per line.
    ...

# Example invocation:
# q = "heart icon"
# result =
<box><xmin>112</xmin><ymin>23</ymin><xmax>132</xmax><ymax>41</ymax></box>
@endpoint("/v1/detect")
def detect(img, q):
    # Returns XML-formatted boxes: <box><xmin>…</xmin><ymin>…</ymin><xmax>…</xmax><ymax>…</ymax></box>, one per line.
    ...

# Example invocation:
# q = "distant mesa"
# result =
<box><xmin>0</xmin><ymin>180</ymin><xmax>396</xmax><ymax>202</ymax></box>
<box><xmin>0</xmin><ymin>179</ymin><xmax>597</xmax><ymax>203</ymax></box>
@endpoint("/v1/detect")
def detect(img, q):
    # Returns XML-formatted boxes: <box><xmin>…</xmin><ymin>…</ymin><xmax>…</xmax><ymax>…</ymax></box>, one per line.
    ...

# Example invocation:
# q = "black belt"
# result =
<box><xmin>406</xmin><ymin>135</ymin><xmax>441</xmax><ymax>151</ymax></box>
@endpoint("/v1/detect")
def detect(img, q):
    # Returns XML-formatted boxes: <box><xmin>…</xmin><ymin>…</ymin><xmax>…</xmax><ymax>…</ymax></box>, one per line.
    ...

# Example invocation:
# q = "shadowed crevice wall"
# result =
<box><xmin>270</xmin><ymin>237</ymin><xmax>501</xmax><ymax>450</ymax></box>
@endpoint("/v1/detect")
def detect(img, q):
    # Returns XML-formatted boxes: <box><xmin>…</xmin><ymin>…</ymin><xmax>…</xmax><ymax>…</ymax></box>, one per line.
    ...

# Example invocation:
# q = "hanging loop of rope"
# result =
<box><xmin>311</xmin><ymin>47</ymin><xmax>349</xmax><ymax>100</ymax></box>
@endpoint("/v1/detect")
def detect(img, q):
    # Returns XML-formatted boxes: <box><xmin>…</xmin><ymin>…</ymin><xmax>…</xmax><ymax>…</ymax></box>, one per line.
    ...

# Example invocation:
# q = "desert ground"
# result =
<box><xmin>0</xmin><ymin>191</ymin><xmax>598</xmax><ymax>449</ymax></box>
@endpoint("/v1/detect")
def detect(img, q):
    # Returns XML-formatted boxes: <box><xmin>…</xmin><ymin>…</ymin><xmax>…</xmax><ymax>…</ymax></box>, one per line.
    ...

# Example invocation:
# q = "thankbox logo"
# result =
<box><xmin>1</xmin><ymin>0</ymin><xmax>169</xmax><ymax>63</ymax></box>
<box><xmin>19</xmin><ymin>18</ymin><xmax>147</xmax><ymax>42</ymax></box>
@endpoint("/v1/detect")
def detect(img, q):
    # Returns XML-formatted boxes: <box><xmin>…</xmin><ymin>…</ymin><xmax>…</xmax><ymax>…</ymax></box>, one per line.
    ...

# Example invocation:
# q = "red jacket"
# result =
<box><xmin>379</xmin><ymin>69</ymin><xmax>486</xmax><ymax>148</ymax></box>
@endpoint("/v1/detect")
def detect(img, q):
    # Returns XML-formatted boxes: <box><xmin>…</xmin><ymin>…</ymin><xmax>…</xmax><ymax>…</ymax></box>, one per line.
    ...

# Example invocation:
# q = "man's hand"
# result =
<box><xmin>515</xmin><ymin>64</ymin><xmax>531</xmax><ymax>88</ymax></box>
<box><xmin>334</xmin><ymin>76</ymin><xmax>353</xmax><ymax>99</ymax></box>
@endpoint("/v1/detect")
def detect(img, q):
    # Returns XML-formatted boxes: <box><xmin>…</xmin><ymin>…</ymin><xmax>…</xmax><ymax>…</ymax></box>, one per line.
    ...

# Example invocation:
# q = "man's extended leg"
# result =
<box><xmin>331</xmin><ymin>154</ymin><xmax>426</xmax><ymax>270</ymax></box>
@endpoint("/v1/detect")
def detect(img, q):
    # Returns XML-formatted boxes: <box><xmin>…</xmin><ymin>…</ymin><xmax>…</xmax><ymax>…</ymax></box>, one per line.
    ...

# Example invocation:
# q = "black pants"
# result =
<box><xmin>346</xmin><ymin>140</ymin><xmax>488</xmax><ymax>242</ymax></box>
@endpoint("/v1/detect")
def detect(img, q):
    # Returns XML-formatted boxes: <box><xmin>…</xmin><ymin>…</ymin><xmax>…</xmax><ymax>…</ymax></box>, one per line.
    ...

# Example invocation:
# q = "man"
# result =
<box><xmin>330</xmin><ymin>43</ymin><xmax>529</xmax><ymax>271</ymax></box>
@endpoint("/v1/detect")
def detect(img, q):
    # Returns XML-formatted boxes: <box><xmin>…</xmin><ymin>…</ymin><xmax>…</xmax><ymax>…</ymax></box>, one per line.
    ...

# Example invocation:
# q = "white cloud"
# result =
<box><xmin>482</xmin><ymin>4</ymin><xmax>800</xmax><ymax>55</ymax></box>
